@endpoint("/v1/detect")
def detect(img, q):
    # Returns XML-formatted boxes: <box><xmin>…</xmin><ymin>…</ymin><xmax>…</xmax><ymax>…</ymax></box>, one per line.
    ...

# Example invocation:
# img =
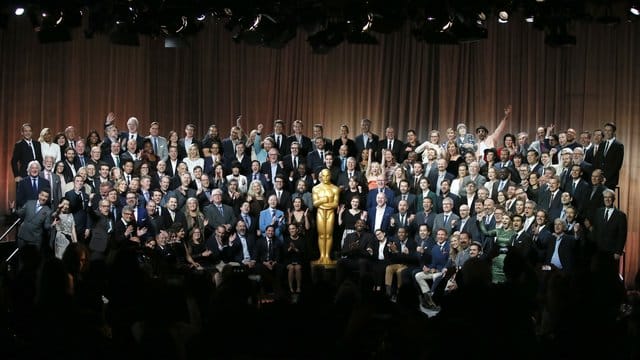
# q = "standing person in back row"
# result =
<box><xmin>597</xmin><ymin>122</ymin><xmax>624</xmax><ymax>190</ymax></box>
<box><xmin>588</xmin><ymin>189</ymin><xmax>627</xmax><ymax>272</ymax></box>
<box><xmin>475</xmin><ymin>105</ymin><xmax>512</xmax><ymax>161</ymax></box>
<box><xmin>12</xmin><ymin>123</ymin><xmax>43</xmax><ymax>185</ymax></box>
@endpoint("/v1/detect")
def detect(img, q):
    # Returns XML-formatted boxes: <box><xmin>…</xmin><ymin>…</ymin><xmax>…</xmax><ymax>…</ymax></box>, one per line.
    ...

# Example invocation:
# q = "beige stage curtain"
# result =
<box><xmin>1</xmin><ymin>16</ymin><xmax>639</xmax><ymax>283</ymax></box>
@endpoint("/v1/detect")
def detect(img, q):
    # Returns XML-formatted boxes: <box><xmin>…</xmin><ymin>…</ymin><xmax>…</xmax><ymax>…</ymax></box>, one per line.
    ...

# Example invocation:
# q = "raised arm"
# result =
<box><xmin>487</xmin><ymin>105</ymin><xmax>512</xmax><ymax>146</ymax></box>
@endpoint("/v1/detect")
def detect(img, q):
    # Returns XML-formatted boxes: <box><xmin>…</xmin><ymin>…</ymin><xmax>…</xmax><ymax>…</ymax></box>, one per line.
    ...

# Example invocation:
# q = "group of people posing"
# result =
<box><xmin>9</xmin><ymin>108</ymin><xmax>627</xmax><ymax>307</ymax></box>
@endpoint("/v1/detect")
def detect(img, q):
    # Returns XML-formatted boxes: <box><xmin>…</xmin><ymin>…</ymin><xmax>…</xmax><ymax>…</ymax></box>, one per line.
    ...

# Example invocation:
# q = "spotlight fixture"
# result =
<box><xmin>15</xmin><ymin>8</ymin><xmax>25</xmax><ymax>16</ymax></box>
<box><xmin>631</xmin><ymin>3</ymin><xmax>640</xmax><ymax>16</ymax></box>
<box><xmin>308</xmin><ymin>23</ymin><xmax>345</xmax><ymax>54</ymax></box>
<box><xmin>498</xmin><ymin>11</ymin><xmax>509</xmax><ymax>23</ymax></box>
<box><xmin>525</xmin><ymin>15</ymin><xmax>535</xmax><ymax>23</ymax></box>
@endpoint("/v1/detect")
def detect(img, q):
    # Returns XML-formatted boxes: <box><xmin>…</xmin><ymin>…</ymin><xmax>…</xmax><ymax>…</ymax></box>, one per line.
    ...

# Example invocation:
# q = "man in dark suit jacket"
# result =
<box><xmin>62</xmin><ymin>147</ymin><xmax>80</xmax><ymax>183</ymax></box>
<box><xmin>336</xmin><ymin>219</ymin><xmax>375</xmax><ymax>285</ymax></box>
<box><xmin>336</xmin><ymin>159</ymin><xmax>366</xmax><ymax>191</ymax></box>
<box><xmin>582</xmin><ymin>169</ymin><xmax>607</xmax><ymax>222</ymax></box>
<box><xmin>589</xmin><ymin>189</ymin><xmax>627</xmax><ymax>268</ymax></box>
<box><xmin>268</xmin><ymin>119</ymin><xmax>287</xmax><ymax>154</ymax></box>
<box><xmin>367</xmin><ymin>192</ymin><xmax>394</xmax><ymax>234</ymax></box>
<box><xmin>545</xmin><ymin>219</ymin><xmax>577</xmax><ymax>273</ymax></box>
<box><xmin>88</xmin><ymin>199</ymin><xmax>114</xmax><ymax>260</ymax></box>
<box><xmin>414</xmin><ymin>201</ymin><xmax>437</xmax><ymax>235</ymax></box>
<box><xmin>428</xmin><ymin>159</ymin><xmax>455</xmax><ymax>193</ymax></box>
<box><xmin>163</xmin><ymin>195</ymin><xmax>187</xmax><ymax>230</ymax></box>
<box><xmin>452</xmin><ymin>204</ymin><xmax>481</xmax><ymax>242</ymax></box>
<box><xmin>41</xmin><ymin>156</ymin><xmax>62</xmax><ymax>208</ymax></box>
<box><xmin>377</xmin><ymin>127</ymin><xmax>404</xmax><ymax>163</ymax></box>
<box><xmin>266</xmin><ymin>175</ymin><xmax>292</xmax><ymax>212</ymax></box>
<box><xmin>16</xmin><ymin>161</ymin><xmax>51</xmax><ymax>208</ymax></box>
<box><xmin>354</xmin><ymin>118</ymin><xmax>379</xmax><ymax>156</ymax></box>
<box><xmin>11</xmin><ymin>124</ymin><xmax>43</xmax><ymax>183</ymax></box>
<box><xmin>119</xmin><ymin>117</ymin><xmax>146</xmax><ymax>152</ymax></box>
<box><xmin>282</xmin><ymin>141</ymin><xmax>306</xmax><ymax>177</ymax></box>
<box><xmin>232</xmin><ymin>218</ymin><xmax>257</xmax><ymax>265</ymax></box>
<box><xmin>367</xmin><ymin>178</ymin><xmax>395</xmax><ymax>210</ymax></box>
<box><xmin>286</xmin><ymin>120</ymin><xmax>313</xmax><ymax>157</ymax></box>
<box><xmin>598</xmin><ymin>122</ymin><xmax>624</xmax><ymax>189</ymax></box>
<box><xmin>510</xmin><ymin>214</ymin><xmax>537</xmax><ymax>265</ymax></box>
<box><xmin>563</xmin><ymin>164</ymin><xmax>589</xmax><ymax>215</ymax></box>
<box><xmin>65</xmin><ymin>175</ymin><xmax>90</xmax><ymax>243</ymax></box>
<box><xmin>260</xmin><ymin>149</ymin><xmax>285</xmax><ymax>191</ymax></box>
<box><xmin>203</xmin><ymin>189</ymin><xmax>237</xmax><ymax>230</ymax></box>
<box><xmin>253</xmin><ymin>225</ymin><xmax>284</xmax><ymax>296</ymax></box>
<box><xmin>307</xmin><ymin>139</ymin><xmax>328</xmax><ymax>175</ymax></box>
<box><xmin>12</xmin><ymin>190</ymin><xmax>52</xmax><ymax>250</ymax></box>
<box><xmin>537</xmin><ymin>176</ymin><xmax>562</xmax><ymax>213</ymax></box>
<box><xmin>491</xmin><ymin>168</ymin><xmax>517</xmax><ymax>202</ymax></box>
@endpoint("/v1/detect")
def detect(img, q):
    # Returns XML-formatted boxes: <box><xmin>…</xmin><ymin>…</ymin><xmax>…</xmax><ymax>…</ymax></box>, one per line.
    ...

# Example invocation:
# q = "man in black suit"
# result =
<box><xmin>585</xmin><ymin>129</ymin><xmax>603</xmax><ymax>165</ymax></box>
<box><xmin>510</xmin><ymin>214</ymin><xmax>536</xmax><ymax>266</ymax></box>
<box><xmin>566</xmin><ymin>164</ymin><xmax>590</xmax><ymax>216</ymax></box>
<box><xmin>253</xmin><ymin>224</ymin><xmax>284</xmax><ymax>296</ymax></box>
<box><xmin>62</xmin><ymin>147</ymin><xmax>80</xmax><ymax>183</ymax></box>
<box><xmin>88</xmin><ymin>199</ymin><xmax>114</xmax><ymax>261</ymax></box>
<box><xmin>16</xmin><ymin>161</ymin><xmax>51</xmax><ymax>208</ymax></box>
<box><xmin>221</xmin><ymin>125</ymin><xmax>244</xmax><ymax>165</ymax></box>
<box><xmin>307</xmin><ymin>137</ymin><xmax>328</xmax><ymax>175</ymax></box>
<box><xmin>65</xmin><ymin>175</ymin><xmax>90</xmax><ymax>243</ymax></box>
<box><xmin>336</xmin><ymin>219</ymin><xmax>375</xmax><ymax>285</ymax></box>
<box><xmin>354</xmin><ymin>118</ymin><xmax>379</xmax><ymax>157</ymax></box>
<box><xmin>163</xmin><ymin>195</ymin><xmax>187</xmax><ymax>230</ymax></box>
<box><xmin>268</xmin><ymin>119</ymin><xmax>287</xmax><ymax>154</ymax></box>
<box><xmin>311</xmin><ymin>123</ymin><xmax>333</xmax><ymax>153</ymax></box>
<box><xmin>11</xmin><ymin>123</ymin><xmax>43</xmax><ymax>184</ymax></box>
<box><xmin>452</xmin><ymin>204</ymin><xmax>481</xmax><ymax>242</ymax></box>
<box><xmin>119</xmin><ymin>116</ymin><xmax>145</xmax><ymax>152</ymax></box>
<box><xmin>377</xmin><ymin>127</ymin><xmax>404</xmax><ymax>163</ymax></box>
<box><xmin>588</xmin><ymin>189</ymin><xmax>627</xmax><ymax>270</ymax></box>
<box><xmin>178</xmin><ymin>123</ymin><xmax>204</xmax><ymax>159</ymax></box>
<box><xmin>165</xmin><ymin>145</ymin><xmax>183</xmax><ymax>178</ymax></box>
<box><xmin>414</xmin><ymin>197</ymin><xmax>437</xmax><ymax>233</ymax></box>
<box><xmin>282</xmin><ymin>141</ymin><xmax>306</xmax><ymax>178</ymax></box>
<box><xmin>491</xmin><ymin>168</ymin><xmax>516</xmax><ymax>202</ymax></box>
<box><xmin>266</xmin><ymin>175</ymin><xmax>292</xmax><ymax>212</ymax></box>
<box><xmin>260</xmin><ymin>148</ymin><xmax>284</xmax><ymax>191</ymax></box>
<box><xmin>582</xmin><ymin>169</ymin><xmax>607</xmax><ymax>223</ymax></box>
<box><xmin>598</xmin><ymin>122</ymin><xmax>624</xmax><ymax>190</ymax></box>
<box><xmin>537</xmin><ymin>176</ymin><xmax>562</xmax><ymax>214</ymax></box>
<box><xmin>102</xmin><ymin>141</ymin><xmax>122</xmax><ymax>170</ymax></box>
<box><xmin>336</xmin><ymin>157</ymin><xmax>365</xmax><ymax>191</ymax></box>
<box><xmin>286</xmin><ymin>120</ymin><xmax>313</xmax><ymax>157</ymax></box>
<box><xmin>113</xmin><ymin>205</ymin><xmax>146</xmax><ymax>250</ymax></box>
<box><xmin>233</xmin><ymin>218</ymin><xmax>257</xmax><ymax>266</ymax></box>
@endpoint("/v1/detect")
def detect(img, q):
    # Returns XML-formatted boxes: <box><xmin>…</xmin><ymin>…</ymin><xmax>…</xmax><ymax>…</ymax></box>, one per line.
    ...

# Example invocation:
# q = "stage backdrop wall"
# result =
<box><xmin>1</xmin><ymin>16</ymin><xmax>639</xmax><ymax>283</ymax></box>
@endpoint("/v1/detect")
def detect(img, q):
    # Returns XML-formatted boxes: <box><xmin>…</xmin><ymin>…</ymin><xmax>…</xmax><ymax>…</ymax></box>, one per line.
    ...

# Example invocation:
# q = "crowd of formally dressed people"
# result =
<box><xmin>4</xmin><ymin>108</ymin><xmax>639</xmax><ymax>358</ymax></box>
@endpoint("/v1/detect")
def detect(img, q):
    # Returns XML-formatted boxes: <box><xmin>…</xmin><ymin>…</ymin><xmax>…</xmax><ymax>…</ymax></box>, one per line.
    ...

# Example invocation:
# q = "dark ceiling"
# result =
<box><xmin>1</xmin><ymin>1</ymin><xmax>637</xmax><ymax>50</ymax></box>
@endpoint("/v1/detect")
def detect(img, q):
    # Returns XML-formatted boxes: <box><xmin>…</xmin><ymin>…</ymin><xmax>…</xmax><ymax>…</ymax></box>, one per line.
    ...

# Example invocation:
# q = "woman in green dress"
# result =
<box><xmin>478</xmin><ymin>213</ymin><xmax>516</xmax><ymax>283</ymax></box>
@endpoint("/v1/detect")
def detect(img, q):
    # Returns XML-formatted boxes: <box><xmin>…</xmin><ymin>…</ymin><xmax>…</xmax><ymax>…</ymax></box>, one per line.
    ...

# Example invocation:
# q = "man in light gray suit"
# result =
<box><xmin>41</xmin><ymin>155</ymin><xmax>62</xmax><ymax>209</ymax></box>
<box><xmin>147</xmin><ymin>121</ymin><xmax>169</xmax><ymax>161</ymax></box>
<box><xmin>11</xmin><ymin>189</ymin><xmax>53</xmax><ymax>250</ymax></box>
<box><xmin>204</xmin><ymin>189</ymin><xmax>237</xmax><ymax>231</ymax></box>
<box><xmin>432</xmin><ymin>197</ymin><xmax>460</xmax><ymax>236</ymax></box>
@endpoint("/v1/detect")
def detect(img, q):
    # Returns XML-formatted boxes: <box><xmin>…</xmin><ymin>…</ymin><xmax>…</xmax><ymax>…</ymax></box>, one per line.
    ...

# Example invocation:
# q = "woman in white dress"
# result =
<box><xmin>39</xmin><ymin>128</ymin><xmax>61</xmax><ymax>162</ymax></box>
<box><xmin>183</xmin><ymin>143</ymin><xmax>204</xmax><ymax>176</ymax></box>
<box><xmin>52</xmin><ymin>198</ymin><xmax>77</xmax><ymax>259</ymax></box>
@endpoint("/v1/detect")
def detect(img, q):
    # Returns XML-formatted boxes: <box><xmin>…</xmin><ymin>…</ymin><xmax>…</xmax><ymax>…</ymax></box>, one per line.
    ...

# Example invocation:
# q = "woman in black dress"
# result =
<box><xmin>287</xmin><ymin>197</ymin><xmax>312</xmax><ymax>238</ymax></box>
<box><xmin>338</xmin><ymin>195</ymin><xmax>367</xmax><ymax>247</ymax></box>
<box><xmin>284</xmin><ymin>223</ymin><xmax>307</xmax><ymax>293</ymax></box>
